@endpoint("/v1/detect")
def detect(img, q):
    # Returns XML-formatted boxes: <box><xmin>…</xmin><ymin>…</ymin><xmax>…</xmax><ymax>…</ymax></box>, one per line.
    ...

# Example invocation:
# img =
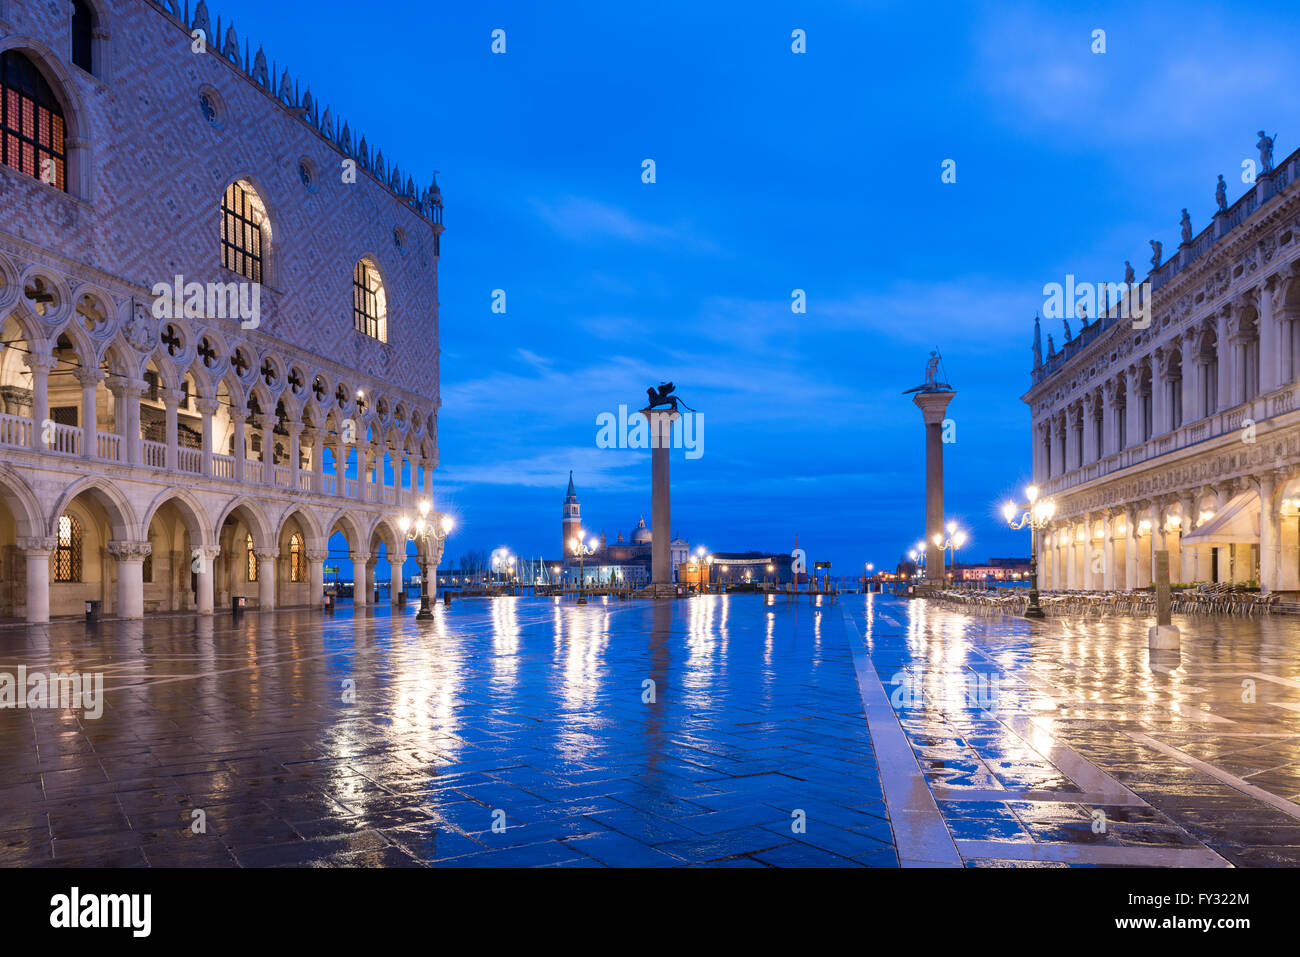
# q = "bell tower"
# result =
<box><xmin>562</xmin><ymin>471</ymin><xmax>581</xmax><ymax>558</ymax></box>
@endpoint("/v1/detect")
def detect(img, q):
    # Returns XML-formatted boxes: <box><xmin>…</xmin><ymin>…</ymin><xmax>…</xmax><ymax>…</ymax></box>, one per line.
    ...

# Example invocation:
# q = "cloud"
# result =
<box><xmin>532</xmin><ymin>195</ymin><xmax>677</xmax><ymax>244</ymax></box>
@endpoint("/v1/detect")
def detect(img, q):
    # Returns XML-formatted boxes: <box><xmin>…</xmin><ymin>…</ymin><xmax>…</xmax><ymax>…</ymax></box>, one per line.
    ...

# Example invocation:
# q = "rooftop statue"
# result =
<box><xmin>1216</xmin><ymin>174</ymin><xmax>1228</xmax><ymax>212</ymax></box>
<box><xmin>1258</xmin><ymin>130</ymin><xmax>1276</xmax><ymax>173</ymax></box>
<box><xmin>1149</xmin><ymin>239</ymin><xmax>1162</xmax><ymax>269</ymax></box>
<box><xmin>1124</xmin><ymin>260</ymin><xmax>1135</xmax><ymax>285</ymax></box>
<box><xmin>1180</xmin><ymin>209</ymin><xmax>1193</xmax><ymax>245</ymax></box>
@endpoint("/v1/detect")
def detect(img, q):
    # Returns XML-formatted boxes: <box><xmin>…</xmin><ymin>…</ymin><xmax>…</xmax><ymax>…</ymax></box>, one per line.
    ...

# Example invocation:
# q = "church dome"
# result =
<box><xmin>631</xmin><ymin>516</ymin><xmax>652</xmax><ymax>544</ymax></box>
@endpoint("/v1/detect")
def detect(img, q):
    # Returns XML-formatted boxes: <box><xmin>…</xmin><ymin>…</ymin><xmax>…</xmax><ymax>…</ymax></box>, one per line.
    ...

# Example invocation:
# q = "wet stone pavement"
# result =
<box><xmin>846</xmin><ymin>595</ymin><xmax>1300</xmax><ymax>867</ymax></box>
<box><xmin>0</xmin><ymin>597</ymin><xmax>895</xmax><ymax>867</ymax></box>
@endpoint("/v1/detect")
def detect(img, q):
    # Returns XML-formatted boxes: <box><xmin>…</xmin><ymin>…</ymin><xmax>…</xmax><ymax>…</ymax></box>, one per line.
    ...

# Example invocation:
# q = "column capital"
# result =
<box><xmin>108</xmin><ymin>379</ymin><xmax>147</xmax><ymax>399</ymax></box>
<box><xmin>285</xmin><ymin>421</ymin><xmax>305</xmax><ymax>437</ymax></box>
<box><xmin>16</xmin><ymin>536</ymin><xmax>56</xmax><ymax>555</ymax></box>
<box><xmin>74</xmin><ymin>367</ymin><xmax>105</xmax><ymax>387</ymax></box>
<box><xmin>160</xmin><ymin>387</ymin><xmax>185</xmax><ymax>407</ymax></box>
<box><xmin>306</xmin><ymin>551</ymin><xmax>330</xmax><ymax>563</ymax></box>
<box><xmin>197</xmin><ymin>546</ymin><xmax>222</xmax><ymax>560</ymax></box>
<box><xmin>350</xmin><ymin>551</ymin><xmax>371</xmax><ymax>564</ymax></box>
<box><xmin>254</xmin><ymin>548</ymin><xmax>279</xmax><ymax>561</ymax></box>
<box><xmin>22</xmin><ymin>352</ymin><xmax>57</xmax><ymax>373</ymax></box>
<box><xmin>196</xmin><ymin>397</ymin><xmax>221</xmax><ymax>416</ymax></box>
<box><xmin>107</xmin><ymin>540</ymin><xmax>152</xmax><ymax>561</ymax></box>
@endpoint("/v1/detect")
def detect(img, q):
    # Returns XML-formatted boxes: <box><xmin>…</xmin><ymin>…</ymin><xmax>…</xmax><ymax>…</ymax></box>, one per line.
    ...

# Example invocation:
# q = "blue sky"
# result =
<box><xmin>216</xmin><ymin>0</ymin><xmax>1300</xmax><ymax>574</ymax></box>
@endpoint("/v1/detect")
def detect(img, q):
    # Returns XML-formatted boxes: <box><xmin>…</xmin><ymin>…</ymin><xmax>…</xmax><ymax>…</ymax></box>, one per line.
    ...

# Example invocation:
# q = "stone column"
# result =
<box><xmin>1125</xmin><ymin>367</ymin><xmax>1143</xmax><ymax>447</ymax></box>
<box><xmin>231</xmin><ymin>410</ymin><xmax>247</xmax><ymax>482</ymax></box>
<box><xmin>76</xmin><ymin>368</ymin><xmax>103</xmax><ymax>459</ymax></box>
<box><xmin>912</xmin><ymin>390</ymin><xmax>955</xmax><ymax>586</ymax></box>
<box><xmin>1151</xmin><ymin>350</ymin><xmax>1167</xmax><ymax>435</ymax></box>
<box><xmin>192</xmin><ymin>546</ymin><xmax>218</xmax><ymax>615</ymax></box>
<box><xmin>161</xmin><ymin>387</ymin><xmax>182</xmax><ymax>471</ymax></box>
<box><xmin>643</xmin><ymin>407</ymin><xmax>682</xmax><ymax>590</ymax></box>
<box><xmin>108</xmin><ymin>540</ymin><xmax>151</xmax><ymax>620</ymax></box>
<box><xmin>1259</xmin><ymin>472</ymin><xmax>1279</xmax><ymax>593</ymax></box>
<box><xmin>23</xmin><ymin>353</ymin><xmax>55</xmax><ymax>451</ymax></box>
<box><xmin>1179</xmin><ymin>493</ymin><xmax>1197</xmax><ymax>584</ymax></box>
<box><xmin>17</xmin><ymin>537</ymin><xmax>55</xmax><ymax>624</ymax></box>
<box><xmin>198</xmin><ymin>397</ymin><xmax>218</xmax><ymax>476</ymax></box>
<box><xmin>305</xmin><ymin>429</ymin><xmax>324</xmax><ymax>493</ymax></box>
<box><xmin>1259</xmin><ymin>280</ymin><xmax>1281</xmax><ymax>393</ymax></box>
<box><xmin>1216</xmin><ymin>308</ymin><xmax>1232</xmax><ymax>410</ymax></box>
<box><xmin>1064</xmin><ymin>406</ymin><xmax>1079</xmax><ymax>473</ymax></box>
<box><xmin>1124</xmin><ymin>507</ymin><xmax>1140</xmax><ymax>590</ymax></box>
<box><xmin>287</xmin><ymin>422</ymin><xmax>304</xmax><ymax>490</ymax></box>
<box><xmin>258</xmin><ymin>415</ymin><xmax>275</xmax><ymax>486</ymax></box>
<box><xmin>1180</xmin><ymin>333</ymin><xmax>1197</xmax><ymax>425</ymax></box>
<box><xmin>358</xmin><ymin>443</ymin><xmax>373</xmax><ymax>502</ymax></box>
<box><xmin>1103</xmin><ymin>381</ymin><xmax>1120</xmax><ymax>455</ymax></box>
<box><xmin>255</xmin><ymin>549</ymin><xmax>277</xmax><ymax>610</ymax></box>
<box><xmin>1102</xmin><ymin>513</ymin><xmax>1117</xmax><ymax>590</ymax></box>
<box><xmin>308</xmin><ymin>550</ymin><xmax>327</xmax><ymax>604</ymax></box>
<box><xmin>352</xmin><ymin>552</ymin><xmax>370</xmax><ymax>606</ymax></box>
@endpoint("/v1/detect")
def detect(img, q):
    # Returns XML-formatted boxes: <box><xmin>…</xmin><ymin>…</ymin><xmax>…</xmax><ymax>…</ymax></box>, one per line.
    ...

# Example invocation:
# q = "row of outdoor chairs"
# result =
<box><xmin>933</xmin><ymin>587</ymin><xmax>1278</xmax><ymax>618</ymax></box>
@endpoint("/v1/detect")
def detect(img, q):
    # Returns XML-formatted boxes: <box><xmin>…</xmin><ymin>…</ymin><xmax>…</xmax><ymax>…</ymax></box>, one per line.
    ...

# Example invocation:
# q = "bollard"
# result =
<box><xmin>1148</xmin><ymin>551</ymin><xmax>1181</xmax><ymax>650</ymax></box>
<box><xmin>443</xmin><ymin>590</ymin><xmax>451</xmax><ymax>606</ymax></box>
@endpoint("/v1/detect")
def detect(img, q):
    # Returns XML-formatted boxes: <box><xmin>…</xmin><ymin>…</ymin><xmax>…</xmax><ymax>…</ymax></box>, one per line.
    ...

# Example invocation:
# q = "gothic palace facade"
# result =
<box><xmin>0</xmin><ymin>0</ymin><xmax>444</xmax><ymax>621</ymax></box>
<box><xmin>1026</xmin><ymin>146</ymin><xmax>1300</xmax><ymax>594</ymax></box>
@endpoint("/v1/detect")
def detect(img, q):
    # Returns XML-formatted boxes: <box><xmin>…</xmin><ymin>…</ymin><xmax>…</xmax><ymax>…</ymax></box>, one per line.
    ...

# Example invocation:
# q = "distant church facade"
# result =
<box><xmin>559</xmin><ymin>473</ymin><xmax>689</xmax><ymax>585</ymax></box>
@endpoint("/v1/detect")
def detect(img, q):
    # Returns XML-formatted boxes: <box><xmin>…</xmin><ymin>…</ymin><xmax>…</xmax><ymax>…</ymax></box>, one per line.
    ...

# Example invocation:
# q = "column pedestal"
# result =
<box><xmin>18</xmin><ymin>537</ymin><xmax>55</xmax><ymax>624</ymax></box>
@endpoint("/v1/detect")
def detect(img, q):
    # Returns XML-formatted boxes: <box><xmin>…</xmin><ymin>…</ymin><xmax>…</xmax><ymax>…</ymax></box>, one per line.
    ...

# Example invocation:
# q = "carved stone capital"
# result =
<box><xmin>107</xmin><ymin>540</ymin><xmax>152</xmax><ymax>561</ymax></box>
<box><xmin>16</xmin><ymin>536</ymin><xmax>57</xmax><ymax>555</ymax></box>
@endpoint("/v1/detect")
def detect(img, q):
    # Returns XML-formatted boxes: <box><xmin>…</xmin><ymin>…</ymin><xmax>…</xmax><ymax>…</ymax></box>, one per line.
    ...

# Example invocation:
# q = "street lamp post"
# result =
<box><xmin>397</xmin><ymin>500</ymin><xmax>454</xmax><ymax>621</ymax></box>
<box><xmin>571</xmin><ymin>532</ymin><xmax>597</xmax><ymax>604</ymax></box>
<box><xmin>1003</xmin><ymin>484</ymin><xmax>1055</xmax><ymax>619</ymax></box>
<box><xmin>932</xmin><ymin>523</ymin><xmax>968</xmax><ymax>583</ymax></box>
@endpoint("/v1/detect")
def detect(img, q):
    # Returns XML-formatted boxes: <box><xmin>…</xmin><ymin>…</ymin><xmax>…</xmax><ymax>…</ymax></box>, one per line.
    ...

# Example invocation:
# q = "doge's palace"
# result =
<box><xmin>0</xmin><ymin>0</ymin><xmax>444</xmax><ymax>622</ymax></box>
<box><xmin>1024</xmin><ymin>143</ymin><xmax>1300</xmax><ymax>596</ymax></box>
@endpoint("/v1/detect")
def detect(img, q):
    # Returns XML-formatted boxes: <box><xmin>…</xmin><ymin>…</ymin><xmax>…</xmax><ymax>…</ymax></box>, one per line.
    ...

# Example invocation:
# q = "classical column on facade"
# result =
<box><xmin>109</xmin><ymin>379</ymin><xmax>146</xmax><ymax>466</ymax></box>
<box><xmin>1055</xmin><ymin>411</ymin><xmax>1068</xmax><ymax>475</ymax></box>
<box><xmin>230</xmin><ymin>409</ymin><xmax>247</xmax><ymax>482</ymax></box>
<box><xmin>1258</xmin><ymin>471</ymin><xmax>1281</xmax><ymax>593</ymax></box>
<box><xmin>197</xmin><ymin>397</ymin><xmax>218</xmax><ymax>476</ymax></box>
<box><xmin>1180</xmin><ymin>329</ymin><xmax>1198</xmax><ymax>427</ymax></box>
<box><xmin>161</xmin><ymin>387</ymin><xmax>183</xmax><ymax>471</ymax></box>
<box><xmin>304</xmin><ymin>428</ymin><xmax>323</xmax><ymax>493</ymax></box>
<box><xmin>22</xmin><ymin>352</ymin><xmax>55</xmax><ymax>451</ymax></box>
<box><xmin>331</xmin><ymin>437</ymin><xmax>348</xmax><ymax>497</ymax></box>
<box><xmin>257</xmin><ymin>415</ymin><xmax>276</xmax><ymax>486</ymax></box>
<box><xmin>1271</xmin><ymin>272</ymin><xmax>1297</xmax><ymax>384</ymax></box>
<box><xmin>1103</xmin><ymin>379</ymin><xmax>1120</xmax><ymax>456</ymax></box>
<box><xmin>1036</xmin><ymin>419</ymin><xmax>1051</xmax><ymax>480</ymax></box>
<box><xmin>389</xmin><ymin>536</ymin><xmax>406</xmax><ymax>605</ymax></box>
<box><xmin>1102</xmin><ymin>511</ymin><xmax>1118</xmax><ymax>591</ymax></box>
<box><xmin>1178</xmin><ymin>492</ymin><xmax>1197</xmax><ymax>584</ymax></box>
<box><xmin>195</xmin><ymin>546</ymin><xmax>220</xmax><ymax>615</ymax></box>
<box><xmin>1216</xmin><ymin>306</ymin><xmax>1233</xmax><ymax>411</ymax></box>
<box><xmin>308</xmin><ymin>550</ymin><xmax>328</xmax><ymax>604</ymax></box>
<box><xmin>108</xmin><ymin>540</ymin><xmax>151</xmax><ymax>620</ymax></box>
<box><xmin>1124</xmin><ymin>505</ymin><xmax>1140</xmax><ymax>590</ymax></box>
<box><xmin>75</xmin><ymin>367</ymin><xmax>103</xmax><ymax>459</ymax></box>
<box><xmin>357</xmin><ymin>442</ymin><xmax>373</xmax><ymax>503</ymax></box>
<box><xmin>1124</xmin><ymin>365</ymin><xmax>1143</xmax><ymax>450</ymax></box>
<box><xmin>1151</xmin><ymin>348</ymin><xmax>1168</xmax><ymax>436</ymax></box>
<box><xmin>17</xmin><ymin>536</ymin><xmax>55</xmax><ymax>624</ymax></box>
<box><xmin>1064</xmin><ymin>405</ymin><xmax>1080</xmax><ymax>474</ymax></box>
<box><xmin>1258</xmin><ymin>278</ymin><xmax>1282</xmax><ymax>394</ymax></box>
<box><xmin>255</xmin><ymin>549</ymin><xmax>277</xmax><ymax>610</ymax></box>
<box><xmin>286</xmin><ymin>421</ymin><xmax>304</xmax><ymax>490</ymax></box>
<box><xmin>352</xmin><ymin>551</ymin><xmax>370</xmax><ymax>606</ymax></box>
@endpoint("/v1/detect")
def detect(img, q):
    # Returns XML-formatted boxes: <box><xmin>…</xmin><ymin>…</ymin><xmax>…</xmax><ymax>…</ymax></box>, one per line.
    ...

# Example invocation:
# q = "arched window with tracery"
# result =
<box><xmin>222</xmin><ymin>181</ymin><xmax>269</xmax><ymax>282</ymax></box>
<box><xmin>54</xmin><ymin>514</ymin><xmax>82</xmax><ymax>582</ymax></box>
<box><xmin>1</xmin><ymin>52</ymin><xmax>67</xmax><ymax>190</ymax></box>
<box><xmin>352</xmin><ymin>259</ymin><xmax>388</xmax><ymax>342</ymax></box>
<box><xmin>245</xmin><ymin>532</ymin><xmax>258</xmax><ymax>582</ymax></box>
<box><xmin>289</xmin><ymin>533</ymin><xmax>304</xmax><ymax>582</ymax></box>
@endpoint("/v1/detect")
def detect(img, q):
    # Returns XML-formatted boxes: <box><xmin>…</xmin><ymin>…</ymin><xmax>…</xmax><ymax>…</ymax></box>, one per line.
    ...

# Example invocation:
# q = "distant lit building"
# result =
<box><xmin>558</xmin><ymin>473</ymin><xmax>689</xmax><ymax>584</ymax></box>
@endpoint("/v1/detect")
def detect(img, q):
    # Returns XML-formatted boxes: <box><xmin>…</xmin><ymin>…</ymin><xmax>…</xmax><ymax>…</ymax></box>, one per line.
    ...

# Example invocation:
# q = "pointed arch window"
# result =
<box><xmin>289</xmin><ymin>533</ymin><xmax>304</xmax><ymax>582</ymax></box>
<box><xmin>54</xmin><ymin>514</ymin><xmax>82</xmax><ymax>582</ymax></box>
<box><xmin>71</xmin><ymin>1</ymin><xmax>96</xmax><ymax>74</ymax></box>
<box><xmin>246</xmin><ymin>532</ymin><xmax>258</xmax><ymax>582</ymax></box>
<box><xmin>352</xmin><ymin>259</ymin><xmax>388</xmax><ymax>342</ymax></box>
<box><xmin>222</xmin><ymin>181</ymin><xmax>267</xmax><ymax>283</ymax></box>
<box><xmin>1</xmin><ymin>52</ymin><xmax>67</xmax><ymax>191</ymax></box>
